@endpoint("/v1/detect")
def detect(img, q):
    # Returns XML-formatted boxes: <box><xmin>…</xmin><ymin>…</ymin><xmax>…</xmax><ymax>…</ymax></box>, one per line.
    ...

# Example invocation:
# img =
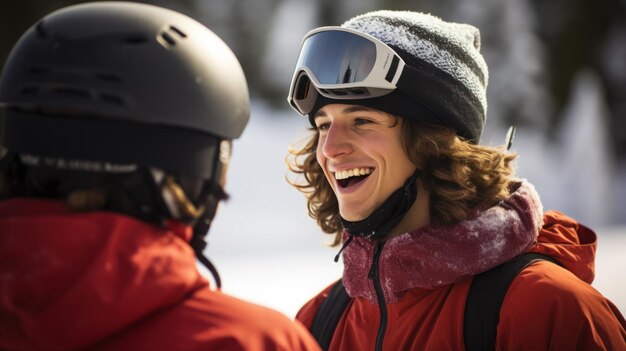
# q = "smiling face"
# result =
<box><xmin>315</xmin><ymin>104</ymin><xmax>416</xmax><ymax>221</ymax></box>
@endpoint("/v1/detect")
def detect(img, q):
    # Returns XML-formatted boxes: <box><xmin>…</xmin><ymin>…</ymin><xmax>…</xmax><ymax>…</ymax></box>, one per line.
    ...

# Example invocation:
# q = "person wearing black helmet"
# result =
<box><xmin>0</xmin><ymin>2</ymin><xmax>320</xmax><ymax>350</ymax></box>
<box><xmin>286</xmin><ymin>10</ymin><xmax>626</xmax><ymax>351</ymax></box>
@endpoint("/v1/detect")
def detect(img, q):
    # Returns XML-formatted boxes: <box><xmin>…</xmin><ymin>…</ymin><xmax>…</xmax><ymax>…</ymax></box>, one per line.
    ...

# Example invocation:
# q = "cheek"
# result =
<box><xmin>382</xmin><ymin>141</ymin><xmax>416</xmax><ymax>183</ymax></box>
<box><xmin>393</xmin><ymin>152</ymin><xmax>416</xmax><ymax>177</ymax></box>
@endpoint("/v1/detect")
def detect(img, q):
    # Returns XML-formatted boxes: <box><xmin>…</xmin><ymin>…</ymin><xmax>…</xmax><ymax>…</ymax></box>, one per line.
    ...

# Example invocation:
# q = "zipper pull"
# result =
<box><xmin>334</xmin><ymin>235</ymin><xmax>354</xmax><ymax>262</ymax></box>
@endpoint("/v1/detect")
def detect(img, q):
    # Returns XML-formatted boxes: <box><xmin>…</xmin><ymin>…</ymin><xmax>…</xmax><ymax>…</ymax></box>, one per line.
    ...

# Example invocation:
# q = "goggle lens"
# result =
<box><xmin>297</xmin><ymin>30</ymin><xmax>377</xmax><ymax>84</ymax></box>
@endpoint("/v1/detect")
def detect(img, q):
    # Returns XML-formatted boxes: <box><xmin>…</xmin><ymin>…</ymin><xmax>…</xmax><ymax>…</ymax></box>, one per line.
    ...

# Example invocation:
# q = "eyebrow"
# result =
<box><xmin>313</xmin><ymin>105</ymin><xmax>377</xmax><ymax>119</ymax></box>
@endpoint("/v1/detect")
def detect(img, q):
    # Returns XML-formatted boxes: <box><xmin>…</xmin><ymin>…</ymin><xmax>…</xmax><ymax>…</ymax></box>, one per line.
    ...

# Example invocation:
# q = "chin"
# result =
<box><xmin>339</xmin><ymin>207</ymin><xmax>371</xmax><ymax>222</ymax></box>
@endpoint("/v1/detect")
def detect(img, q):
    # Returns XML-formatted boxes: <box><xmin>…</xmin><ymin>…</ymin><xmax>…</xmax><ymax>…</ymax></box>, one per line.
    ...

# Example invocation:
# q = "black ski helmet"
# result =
<box><xmin>0</xmin><ymin>1</ymin><xmax>249</xmax><ymax>179</ymax></box>
<box><xmin>0</xmin><ymin>2</ymin><xmax>250</xmax><ymax>288</ymax></box>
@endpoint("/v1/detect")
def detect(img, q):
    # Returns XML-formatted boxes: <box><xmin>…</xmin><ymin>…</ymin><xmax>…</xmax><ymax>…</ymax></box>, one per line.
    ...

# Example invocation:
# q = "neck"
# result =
<box><xmin>388</xmin><ymin>180</ymin><xmax>430</xmax><ymax>238</ymax></box>
<box><xmin>340</xmin><ymin>169</ymin><xmax>426</xmax><ymax>240</ymax></box>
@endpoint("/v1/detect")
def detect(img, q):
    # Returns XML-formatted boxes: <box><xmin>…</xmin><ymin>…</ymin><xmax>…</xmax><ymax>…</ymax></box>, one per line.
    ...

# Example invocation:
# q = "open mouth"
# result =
<box><xmin>334</xmin><ymin>168</ymin><xmax>373</xmax><ymax>188</ymax></box>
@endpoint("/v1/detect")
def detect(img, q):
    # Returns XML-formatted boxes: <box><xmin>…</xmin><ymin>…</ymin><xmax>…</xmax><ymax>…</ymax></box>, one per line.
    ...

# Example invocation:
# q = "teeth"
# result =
<box><xmin>334</xmin><ymin>168</ymin><xmax>372</xmax><ymax>180</ymax></box>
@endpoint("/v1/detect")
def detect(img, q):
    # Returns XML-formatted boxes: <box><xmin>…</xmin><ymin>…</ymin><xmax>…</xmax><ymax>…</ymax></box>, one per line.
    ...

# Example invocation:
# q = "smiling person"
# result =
<box><xmin>0</xmin><ymin>2</ymin><xmax>321</xmax><ymax>350</ymax></box>
<box><xmin>287</xmin><ymin>10</ymin><xmax>626</xmax><ymax>351</ymax></box>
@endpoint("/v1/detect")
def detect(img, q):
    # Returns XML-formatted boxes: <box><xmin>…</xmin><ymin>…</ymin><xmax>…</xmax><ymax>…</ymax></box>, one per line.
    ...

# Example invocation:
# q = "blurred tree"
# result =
<box><xmin>529</xmin><ymin>0</ymin><xmax>626</xmax><ymax>160</ymax></box>
<box><xmin>194</xmin><ymin>0</ymin><xmax>283</xmax><ymax>102</ymax></box>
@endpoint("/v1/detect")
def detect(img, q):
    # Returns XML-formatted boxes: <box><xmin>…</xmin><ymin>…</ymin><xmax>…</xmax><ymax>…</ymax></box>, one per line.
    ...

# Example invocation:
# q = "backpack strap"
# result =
<box><xmin>310</xmin><ymin>279</ymin><xmax>352</xmax><ymax>351</ymax></box>
<box><xmin>464</xmin><ymin>253</ymin><xmax>560</xmax><ymax>351</ymax></box>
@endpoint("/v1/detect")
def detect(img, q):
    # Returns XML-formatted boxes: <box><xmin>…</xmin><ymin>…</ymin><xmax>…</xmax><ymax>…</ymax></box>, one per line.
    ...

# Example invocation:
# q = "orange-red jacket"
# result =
<box><xmin>297</xmin><ymin>209</ymin><xmax>626</xmax><ymax>350</ymax></box>
<box><xmin>0</xmin><ymin>199</ymin><xmax>321</xmax><ymax>351</ymax></box>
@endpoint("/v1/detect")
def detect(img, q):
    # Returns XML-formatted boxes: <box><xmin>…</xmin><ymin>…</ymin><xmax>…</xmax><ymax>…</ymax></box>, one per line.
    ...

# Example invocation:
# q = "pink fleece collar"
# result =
<box><xmin>342</xmin><ymin>180</ymin><xmax>543</xmax><ymax>304</ymax></box>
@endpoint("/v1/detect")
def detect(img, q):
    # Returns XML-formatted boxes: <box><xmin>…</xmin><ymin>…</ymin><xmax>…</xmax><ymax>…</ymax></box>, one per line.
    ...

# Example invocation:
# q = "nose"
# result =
<box><xmin>320</xmin><ymin>123</ymin><xmax>353</xmax><ymax>159</ymax></box>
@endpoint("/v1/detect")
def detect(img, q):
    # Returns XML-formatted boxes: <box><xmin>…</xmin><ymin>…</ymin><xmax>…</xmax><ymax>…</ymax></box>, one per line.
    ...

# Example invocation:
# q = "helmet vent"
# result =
<box><xmin>160</xmin><ymin>32</ymin><xmax>177</xmax><ymax>46</ymax></box>
<box><xmin>19</xmin><ymin>86</ymin><xmax>40</xmax><ymax>96</ymax></box>
<box><xmin>98</xmin><ymin>93</ymin><xmax>126</xmax><ymax>106</ymax></box>
<box><xmin>125</xmin><ymin>36</ymin><xmax>148</xmax><ymax>45</ymax></box>
<box><xmin>30</xmin><ymin>67</ymin><xmax>50</xmax><ymax>75</ymax></box>
<box><xmin>35</xmin><ymin>21</ymin><xmax>48</xmax><ymax>38</ymax></box>
<box><xmin>46</xmin><ymin>87</ymin><xmax>91</xmax><ymax>100</ymax></box>
<box><xmin>95</xmin><ymin>73</ymin><xmax>123</xmax><ymax>83</ymax></box>
<box><xmin>157</xmin><ymin>26</ymin><xmax>187</xmax><ymax>48</ymax></box>
<box><xmin>168</xmin><ymin>25</ymin><xmax>187</xmax><ymax>38</ymax></box>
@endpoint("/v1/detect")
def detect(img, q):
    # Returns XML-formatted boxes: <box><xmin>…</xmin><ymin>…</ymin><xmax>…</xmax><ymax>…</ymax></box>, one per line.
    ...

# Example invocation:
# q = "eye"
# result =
<box><xmin>315</xmin><ymin>121</ymin><xmax>330</xmax><ymax>131</ymax></box>
<box><xmin>354</xmin><ymin>118</ymin><xmax>373</xmax><ymax>126</ymax></box>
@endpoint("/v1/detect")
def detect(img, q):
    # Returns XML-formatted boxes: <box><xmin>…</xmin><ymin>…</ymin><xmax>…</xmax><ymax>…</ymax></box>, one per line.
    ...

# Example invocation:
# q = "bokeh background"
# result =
<box><xmin>1</xmin><ymin>0</ymin><xmax>625</xmax><ymax>317</ymax></box>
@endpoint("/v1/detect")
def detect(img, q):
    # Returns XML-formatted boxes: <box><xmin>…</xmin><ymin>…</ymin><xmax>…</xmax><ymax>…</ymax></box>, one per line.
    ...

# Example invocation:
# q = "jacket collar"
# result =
<box><xmin>341</xmin><ymin>180</ymin><xmax>543</xmax><ymax>304</ymax></box>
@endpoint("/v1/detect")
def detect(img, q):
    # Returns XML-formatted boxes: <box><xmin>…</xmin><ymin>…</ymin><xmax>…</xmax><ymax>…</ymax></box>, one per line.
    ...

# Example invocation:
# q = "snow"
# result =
<box><xmin>204</xmin><ymin>101</ymin><xmax>626</xmax><ymax>318</ymax></box>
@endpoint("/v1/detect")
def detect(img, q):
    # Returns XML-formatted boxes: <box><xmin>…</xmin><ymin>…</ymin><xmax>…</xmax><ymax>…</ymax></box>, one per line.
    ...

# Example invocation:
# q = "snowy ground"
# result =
<box><xmin>204</xmin><ymin>102</ymin><xmax>626</xmax><ymax>318</ymax></box>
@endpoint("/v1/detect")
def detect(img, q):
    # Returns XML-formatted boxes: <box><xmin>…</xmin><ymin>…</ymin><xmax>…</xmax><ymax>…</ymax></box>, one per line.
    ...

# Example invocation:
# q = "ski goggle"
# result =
<box><xmin>287</xmin><ymin>26</ymin><xmax>406</xmax><ymax>116</ymax></box>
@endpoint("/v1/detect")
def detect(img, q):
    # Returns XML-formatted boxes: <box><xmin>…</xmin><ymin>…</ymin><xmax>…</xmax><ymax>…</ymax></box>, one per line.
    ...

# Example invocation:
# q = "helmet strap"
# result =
<box><xmin>188</xmin><ymin>142</ymin><xmax>230</xmax><ymax>289</ymax></box>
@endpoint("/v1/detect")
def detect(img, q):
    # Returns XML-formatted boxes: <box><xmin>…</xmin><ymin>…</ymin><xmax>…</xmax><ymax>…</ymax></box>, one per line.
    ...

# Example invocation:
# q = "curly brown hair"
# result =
<box><xmin>287</xmin><ymin>117</ymin><xmax>517</xmax><ymax>246</ymax></box>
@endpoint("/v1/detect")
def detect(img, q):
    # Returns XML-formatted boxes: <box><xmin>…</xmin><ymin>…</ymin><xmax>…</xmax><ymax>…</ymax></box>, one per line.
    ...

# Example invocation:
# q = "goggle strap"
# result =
<box><xmin>385</xmin><ymin>55</ymin><xmax>401</xmax><ymax>83</ymax></box>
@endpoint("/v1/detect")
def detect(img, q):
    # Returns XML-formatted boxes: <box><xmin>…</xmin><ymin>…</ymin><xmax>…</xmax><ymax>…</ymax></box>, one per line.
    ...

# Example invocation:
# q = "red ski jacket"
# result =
<box><xmin>0</xmin><ymin>198</ymin><xmax>321</xmax><ymax>351</ymax></box>
<box><xmin>297</xmin><ymin>183</ymin><xmax>626</xmax><ymax>350</ymax></box>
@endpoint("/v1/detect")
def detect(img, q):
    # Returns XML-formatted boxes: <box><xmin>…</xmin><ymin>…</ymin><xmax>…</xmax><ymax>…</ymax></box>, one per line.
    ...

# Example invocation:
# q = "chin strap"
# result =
<box><xmin>190</xmin><ymin>220</ymin><xmax>222</xmax><ymax>289</ymax></box>
<box><xmin>187</xmin><ymin>138</ymin><xmax>231</xmax><ymax>288</ymax></box>
<box><xmin>339</xmin><ymin>169</ymin><xmax>421</xmax><ymax>243</ymax></box>
<box><xmin>125</xmin><ymin>168</ymin><xmax>226</xmax><ymax>289</ymax></box>
<box><xmin>189</xmin><ymin>181</ymin><xmax>229</xmax><ymax>289</ymax></box>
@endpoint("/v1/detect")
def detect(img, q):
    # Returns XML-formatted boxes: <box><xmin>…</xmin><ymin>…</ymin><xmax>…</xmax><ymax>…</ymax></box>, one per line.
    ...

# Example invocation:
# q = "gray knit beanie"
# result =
<box><xmin>311</xmin><ymin>11</ymin><xmax>489</xmax><ymax>143</ymax></box>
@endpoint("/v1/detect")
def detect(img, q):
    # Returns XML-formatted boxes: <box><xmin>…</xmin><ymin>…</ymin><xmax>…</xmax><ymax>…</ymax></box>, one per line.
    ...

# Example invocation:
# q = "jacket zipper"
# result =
<box><xmin>368</xmin><ymin>241</ymin><xmax>387</xmax><ymax>351</ymax></box>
